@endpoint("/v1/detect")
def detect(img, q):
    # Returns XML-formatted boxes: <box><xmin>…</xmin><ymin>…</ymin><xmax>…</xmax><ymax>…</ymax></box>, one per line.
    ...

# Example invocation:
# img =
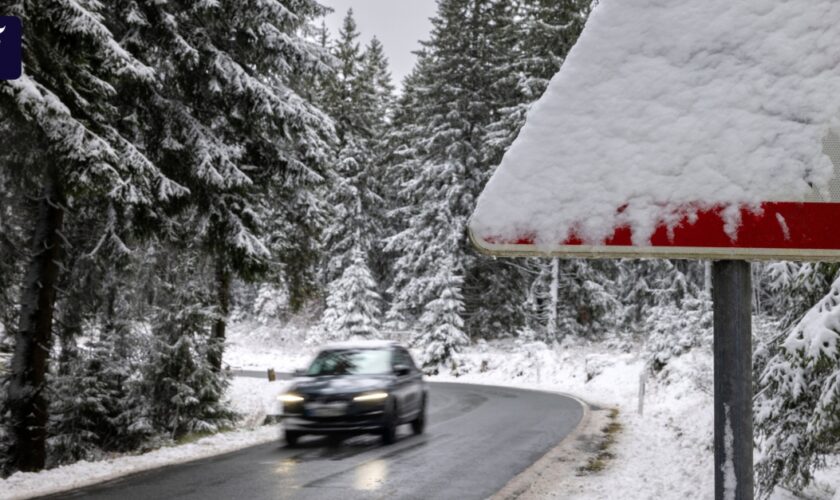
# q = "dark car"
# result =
<box><xmin>279</xmin><ymin>341</ymin><xmax>427</xmax><ymax>446</ymax></box>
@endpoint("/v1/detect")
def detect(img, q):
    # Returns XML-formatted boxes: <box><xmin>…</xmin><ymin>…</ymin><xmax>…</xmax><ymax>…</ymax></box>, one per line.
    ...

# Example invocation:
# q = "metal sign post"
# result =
<box><xmin>712</xmin><ymin>261</ymin><xmax>753</xmax><ymax>500</ymax></box>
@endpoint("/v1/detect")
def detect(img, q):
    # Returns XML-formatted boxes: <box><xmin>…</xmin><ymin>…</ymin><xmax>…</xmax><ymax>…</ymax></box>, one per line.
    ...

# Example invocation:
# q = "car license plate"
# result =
<box><xmin>306</xmin><ymin>403</ymin><xmax>347</xmax><ymax>417</ymax></box>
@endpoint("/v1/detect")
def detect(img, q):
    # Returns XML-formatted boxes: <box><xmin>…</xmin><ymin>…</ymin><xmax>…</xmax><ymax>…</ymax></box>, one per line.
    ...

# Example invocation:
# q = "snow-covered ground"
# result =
<box><xmin>3</xmin><ymin>321</ymin><xmax>838</xmax><ymax>499</ymax></box>
<box><xmin>443</xmin><ymin>342</ymin><xmax>840</xmax><ymax>500</ymax></box>
<box><xmin>225</xmin><ymin>321</ymin><xmax>840</xmax><ymax>499</ymax></box>
<box><xmin>224</xmin><ymin>319</ymin><xmax>318</xmax><ymax>372</ymax></box>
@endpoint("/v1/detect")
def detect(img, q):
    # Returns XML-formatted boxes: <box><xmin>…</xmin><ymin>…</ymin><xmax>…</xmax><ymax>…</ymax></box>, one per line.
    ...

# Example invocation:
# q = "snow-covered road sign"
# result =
<box><xmin>469</xmin><ymin>2</ymin><xmax>840</xmax><ymax>499</ymax></box>
<box><xmin>469</xmin><ymin>1</ymin><xmax>840</xmax><ymax>262</ymax></box>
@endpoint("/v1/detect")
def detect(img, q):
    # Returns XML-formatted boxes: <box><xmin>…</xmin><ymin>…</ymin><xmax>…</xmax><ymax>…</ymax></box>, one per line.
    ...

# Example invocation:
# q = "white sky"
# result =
<box><xmin>318</xmin><ymin>0</ymin><xmax>438</xmax><ymax>89</ymax></box>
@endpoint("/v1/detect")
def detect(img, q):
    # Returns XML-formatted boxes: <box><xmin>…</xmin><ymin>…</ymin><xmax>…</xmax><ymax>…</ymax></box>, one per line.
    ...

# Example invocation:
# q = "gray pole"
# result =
<box><xmin>712</xmin><ymin>260</ymin><xmax>753</xmax><ymax>500</ymax></box>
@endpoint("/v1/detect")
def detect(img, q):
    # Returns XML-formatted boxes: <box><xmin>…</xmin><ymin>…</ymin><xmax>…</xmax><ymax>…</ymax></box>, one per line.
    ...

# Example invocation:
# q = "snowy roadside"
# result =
<box><xmin>224</xmin><ymin>320</ymin><xmax>840</xmax><ymax>499</ymax></box>
<box><xmin>1</xmin><ymin>424</ymin><xmax>281</xmax><ymax>500</ymax></box>
<box><xmin>0</xmin><ymin>376</ymin><xmax>288</xmax><ymax>500</ymax></box>
<box><xmin>0</xmin><ymin>321</ymin><xmax>301</xmax><ymax>500</ymax></box>
<box><xmin>5</xmin><ymin>321</ymin><xmax>837</xmax><ymax>500</ymax></box>
<box><xmin>434</xmin><ymin>341</ymin><xmax>840</xmax><ymax>500</ymax></box>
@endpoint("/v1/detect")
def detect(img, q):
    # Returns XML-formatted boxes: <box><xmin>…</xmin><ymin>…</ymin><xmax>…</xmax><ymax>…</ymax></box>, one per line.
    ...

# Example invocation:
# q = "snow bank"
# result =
<box><xmin>471</xmin><ymin>0</ymin><xmax>840</xmax><ymax>246</ymax></box>
<box><xmin>439</xmin><ymin>341</ymin><xmax>839</xmax><ymax>499</ymax></box>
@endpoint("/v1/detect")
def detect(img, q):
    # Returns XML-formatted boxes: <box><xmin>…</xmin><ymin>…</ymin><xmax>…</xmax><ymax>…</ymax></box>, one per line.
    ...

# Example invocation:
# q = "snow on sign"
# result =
<box><xmin>469</xmin><ymin>0</ymin><xmax>840</xmax><ymax>261</ymax></box>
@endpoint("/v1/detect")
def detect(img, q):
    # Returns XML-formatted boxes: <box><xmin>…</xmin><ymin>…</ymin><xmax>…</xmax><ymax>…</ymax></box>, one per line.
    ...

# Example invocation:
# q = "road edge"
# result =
<box><xmin>2</xmin><ymin>425</ymin><xmax>282</xmax><ymax>500</ymax></box>
<box><xmin>489</xmin><ymin>393</ymin><xmax>612</xmax><ymax>500</ymax></box>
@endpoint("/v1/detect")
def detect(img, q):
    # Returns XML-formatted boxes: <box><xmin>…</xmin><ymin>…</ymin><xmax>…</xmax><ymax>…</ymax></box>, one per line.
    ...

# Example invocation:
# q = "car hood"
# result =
<box><xmin>290</xmin><ymin>375</ymin><xmax>392</xmax><ymax>397</ymax></box>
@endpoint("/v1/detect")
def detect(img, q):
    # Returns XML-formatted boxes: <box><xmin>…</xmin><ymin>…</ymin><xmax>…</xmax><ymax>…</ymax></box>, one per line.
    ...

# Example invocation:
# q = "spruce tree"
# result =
<box><xmin>320</xmin><ymin>10</ymin><xmax>393</xmax><ymax>339</ymax></box>
<box><xmin>323</xmin><ymin>247</ymin><xmax>382</xmax><ymax>339</ymax></box>
<box><xmin>112</xmin><ymin>0</ymin><xmax>335</xmax><ymax>370</ymax></box>
<box><xmin>386</xmin><ymin>0</ymin><xmax>541</xmax><ymax>366</ymax></box>
<box><xmin>1</xmin><ymin>0</ymin><xmax>183</xmax><ymax>471</ymax></box>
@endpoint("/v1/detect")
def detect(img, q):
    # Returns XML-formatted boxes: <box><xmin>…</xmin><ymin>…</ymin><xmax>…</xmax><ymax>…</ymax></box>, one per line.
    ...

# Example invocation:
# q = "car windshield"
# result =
<box><xmin>306</xmin><ymin>349</ymin><xmax>392</xmax><ymax>376</ymax></box>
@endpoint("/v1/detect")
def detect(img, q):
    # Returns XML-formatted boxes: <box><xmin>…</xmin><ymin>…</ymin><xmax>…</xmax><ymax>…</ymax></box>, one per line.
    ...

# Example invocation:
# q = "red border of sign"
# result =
<box><xmin>471</xmin><ymin>202</ymin><xmax>840</xmax><ymax>261</ymax></box>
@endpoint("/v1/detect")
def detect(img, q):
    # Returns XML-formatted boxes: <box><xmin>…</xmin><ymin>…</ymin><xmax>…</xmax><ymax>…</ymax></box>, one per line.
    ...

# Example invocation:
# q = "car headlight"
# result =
<box><xmin>353</xmin><ymin>391</ymin><xmax>388</xmax><ymax>402</ymax></box>
<box><xmin>279</xmin><ymin>393</ymin><xmax>305</xmax><ymax>403</ymax></box>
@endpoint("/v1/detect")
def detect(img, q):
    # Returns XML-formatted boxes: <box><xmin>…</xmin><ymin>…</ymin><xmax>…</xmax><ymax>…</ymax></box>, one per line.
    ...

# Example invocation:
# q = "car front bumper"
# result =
<box><xmin>281</xmin><ymin>409</ymin><xmax>387</xmax><ymax>433</ymax></box>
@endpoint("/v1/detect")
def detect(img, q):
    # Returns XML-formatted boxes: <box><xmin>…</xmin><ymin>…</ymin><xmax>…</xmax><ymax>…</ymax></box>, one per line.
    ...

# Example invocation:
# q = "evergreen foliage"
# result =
<box><xmin>319</xmin><ymin>10</ymin><xmax>393</xmax><ymax>340</ymax></box>
<box><xmin>755</xmin><ymin>277</ymin><xmax>840</xmax><ymax>496</ymax></box>
<box><xmin>0</xmin><ymin>0</ymin><xmax>332</xmax><ymax>473</ymax></box>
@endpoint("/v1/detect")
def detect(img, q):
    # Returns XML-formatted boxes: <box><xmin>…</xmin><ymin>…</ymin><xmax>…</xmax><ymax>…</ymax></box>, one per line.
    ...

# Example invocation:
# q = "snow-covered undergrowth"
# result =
<box><xmin>0</xmin><ymin>321</ymin><xmax>314</xmax><ymax>498</ymax></box>
<box><xmin>224</xmin><ymin>318</ymin><xmax>316</xmax><ymax>372</ymax></box>
<box><xmin>0</xmin><ymin>422</ymin><xmax>281</xmax><ymax>500</ymax></box>
<box><xmin>438</xmin><ymin>339</ymin><xmax>840</xmax><ymax>500</ymax></box>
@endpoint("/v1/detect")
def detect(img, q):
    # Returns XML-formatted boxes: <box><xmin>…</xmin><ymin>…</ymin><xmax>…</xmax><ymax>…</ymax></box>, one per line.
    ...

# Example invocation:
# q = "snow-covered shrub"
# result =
<box><xmin>644</xmin><ymin>296</ymin><xmax>713</xmax><ymax>372</ymax></box>
<box><xmin>147</xmin><ymin>294</ymin><xmax>235</xmax><ymax>440</ymax></box>
<box><xmin>585</xmin><ymin>354</ymin><xmax>613</xmax><ymax>382</ymax></box>
<box><xmin>48</xmin><ymin>329</ymin><xmax>153</xmax><ymax>467</ymax></box>
<box><xmin>252</xmin><ymin>284</ymin><xmax>290</xmax><ymax>325</ymax></box>
<box><xmin>755</xmin><ymin>278</ymin><xmax>840</xmax><ymax>497</ymax></box>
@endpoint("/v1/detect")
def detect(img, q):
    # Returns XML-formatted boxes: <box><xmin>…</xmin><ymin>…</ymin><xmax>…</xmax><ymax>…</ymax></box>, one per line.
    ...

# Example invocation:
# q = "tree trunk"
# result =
<box><xmin>208</xmin><ymin>254</ymin><xmax>230</xmax><ymax>372</ymax></box>
<box><xmin>8</xmin><ymin>174</ymin><xmax>65</xmax><ymax>472</ymax></box>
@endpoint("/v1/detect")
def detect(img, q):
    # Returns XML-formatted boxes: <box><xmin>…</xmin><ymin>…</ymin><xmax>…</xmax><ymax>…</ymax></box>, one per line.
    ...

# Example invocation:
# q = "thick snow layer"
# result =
<box><xmin>471</xmin><ymin>0</ymin><xmax>840</xmax><ymax>246</ymax></box>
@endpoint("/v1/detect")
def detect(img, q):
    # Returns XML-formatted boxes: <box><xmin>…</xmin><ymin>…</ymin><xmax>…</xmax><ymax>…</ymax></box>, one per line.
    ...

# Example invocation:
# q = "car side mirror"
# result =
<box><xmin>394</xmin><ymin>364</ymin><xmax>411</xmax><ymax>377</ymax></box>
<box><xmin>293</xmin><ymin>368</ymin><xmax>306</xmax><ymax>377</ymax></box>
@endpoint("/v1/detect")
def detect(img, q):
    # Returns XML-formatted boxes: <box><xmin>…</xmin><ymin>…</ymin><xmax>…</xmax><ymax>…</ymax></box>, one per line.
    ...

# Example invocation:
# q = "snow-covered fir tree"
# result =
<box><xmin>319</xmin><ymin>10</ymin><xmax>393</xmax><ymax>340</ymax></box>
<box><xmin>0</xmin><ymin>0</ymin><xmax>184</xmax><ymax>472</ymax></box>
<box><xmin>416</xmin><ymin>259</ymin><xmax>470</xmax><ymax>373</ymax></box>
<box><xmin>386</xmin><ymin>0</ymin><xmax>532</xmax><ymax>367</ymax></box>
<box><xmin>485</xmin><ymin>0</ymin><xmax>593</xmax><ymax>156</ymax></box>
<box><xmin>323</xmin><ymin>247</ymin><xmax>382</xmax><ymax>339</ymax></box>
<box><xmin>113</xmin><ymin>0</ymin><xmax>335</xmax><ymax>371</ymax></box>
<box><xmin>755</xmin><ymin>276</ymin><xmax>840</xmax><ymax>496</ymax></box>
<box><xmin>760</xmin><ymin>262</ymin><xmax>838</xmax><ymax>327</ymax></box>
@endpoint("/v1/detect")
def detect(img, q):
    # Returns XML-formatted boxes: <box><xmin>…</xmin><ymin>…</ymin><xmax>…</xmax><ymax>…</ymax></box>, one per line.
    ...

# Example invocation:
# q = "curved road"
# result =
<box><xmin>50</xmin><ymin>383</ymin><xmax>583</xmax><ymax>500</ymax></box>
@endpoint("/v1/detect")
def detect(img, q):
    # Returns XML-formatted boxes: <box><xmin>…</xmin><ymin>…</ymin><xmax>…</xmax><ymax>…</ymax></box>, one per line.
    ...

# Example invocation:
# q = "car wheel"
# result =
<box><xmin>285</xmin><ymin>430</ymin><xmax>301</xmax><ymax>447</ymax></box>
<box><xmin>411</xmin><ymin>397</ymin><xmax>426</xmax><ymax>435</ymax></box>
<box><xmin>381</xmin><ymin>400</ymin><xmax>398</xmax><ymax>445</ymax></box>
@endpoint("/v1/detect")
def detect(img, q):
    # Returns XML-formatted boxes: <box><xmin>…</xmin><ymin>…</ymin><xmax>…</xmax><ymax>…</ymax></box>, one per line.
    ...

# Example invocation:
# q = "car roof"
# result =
<box><xmin>318</xmin><ymin>339</ymin><xmax>403</xmax><ymax>351</ymax></box>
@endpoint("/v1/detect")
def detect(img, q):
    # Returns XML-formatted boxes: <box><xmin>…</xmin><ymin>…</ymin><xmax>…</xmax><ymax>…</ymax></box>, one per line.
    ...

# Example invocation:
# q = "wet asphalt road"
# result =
<box><xmin>49</xmin><ymin>382</ymin><xmax>583</xmax><ymax>500</ymax></box>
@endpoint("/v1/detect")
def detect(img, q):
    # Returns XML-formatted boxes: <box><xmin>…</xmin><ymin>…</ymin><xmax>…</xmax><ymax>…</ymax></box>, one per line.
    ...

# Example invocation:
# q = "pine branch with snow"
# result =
<box><xmin>755</xmin><ymin>277</ymin><xmax>840</xmax><ymax>496</ymax></box>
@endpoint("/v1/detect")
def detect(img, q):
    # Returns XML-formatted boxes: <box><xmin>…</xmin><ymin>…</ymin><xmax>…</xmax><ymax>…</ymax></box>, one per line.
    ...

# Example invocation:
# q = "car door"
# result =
<box><xmin>393</xmin><ymin>348</ymin><xmax>423</xmax><ymax>418</ymax></box>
